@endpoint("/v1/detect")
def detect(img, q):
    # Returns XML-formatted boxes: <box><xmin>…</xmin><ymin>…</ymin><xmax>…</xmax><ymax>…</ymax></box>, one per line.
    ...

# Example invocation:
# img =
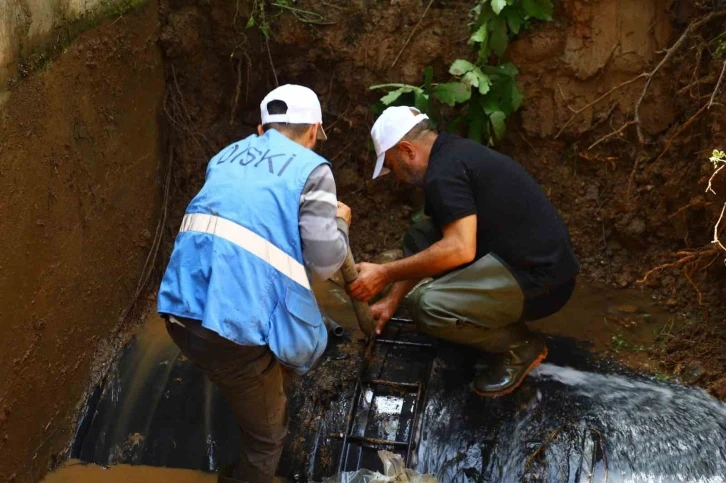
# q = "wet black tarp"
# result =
<box><xmin>72</xmin><ymin>319</ymin><xmax>726</xmax><ymax>482</ymax></box>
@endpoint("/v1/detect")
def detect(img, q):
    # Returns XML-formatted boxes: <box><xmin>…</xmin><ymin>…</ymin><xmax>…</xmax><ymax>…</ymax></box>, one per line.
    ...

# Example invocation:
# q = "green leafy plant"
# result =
<box><xmin>709</xmin><ymin>149</ymin><xmax>725</xmax><ymax>169</ymax></box>
<box><xmin>370</xmin><ymin>0</ymin><xmax>553</xmax><ymax>145</ymax></box>
<box><xmin>610</xmin><ymin>333</ymin><xmax>647</xmax><ymax>353</ymax></box>
<box><xmin>654</xmin><ymin>373</ymin><xmax>670</xmax><ymax>383</ymax></box>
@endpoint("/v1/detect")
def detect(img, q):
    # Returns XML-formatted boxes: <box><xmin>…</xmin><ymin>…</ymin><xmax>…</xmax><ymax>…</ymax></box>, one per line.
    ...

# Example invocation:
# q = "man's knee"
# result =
<box><xmin>409</xmin><ymin>282</ymin><xmax>457</xmax><ymax>331</ymax></box>
<box><xmin>403</xmin><ymin>219</ymin><xmax>442</xmax><ymax>257</ymax></box>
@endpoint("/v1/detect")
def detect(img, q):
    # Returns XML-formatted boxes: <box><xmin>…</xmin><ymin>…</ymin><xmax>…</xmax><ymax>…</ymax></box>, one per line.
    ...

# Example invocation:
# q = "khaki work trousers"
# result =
<box><xmin>165</xmin><ymin>318</ymin><xmax>287</xmax><ymax>483</ymax></box>
<box><xmin>403</xmin><ymin>220</ymin><xmax>574</xmax><ymax>354</ymax></box>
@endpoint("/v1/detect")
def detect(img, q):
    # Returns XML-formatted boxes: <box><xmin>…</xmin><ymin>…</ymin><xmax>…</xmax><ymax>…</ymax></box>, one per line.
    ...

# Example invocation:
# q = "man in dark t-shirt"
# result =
<box><xmin>348</xmin><ymin>106</ymin><xmax>580</xmax><ymax>397</ymax></box>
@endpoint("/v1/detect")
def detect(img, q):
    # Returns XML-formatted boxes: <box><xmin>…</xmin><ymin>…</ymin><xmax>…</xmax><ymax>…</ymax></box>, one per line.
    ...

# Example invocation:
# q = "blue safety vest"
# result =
<box><xmin>158</xmin><ymin>129</ymin><xmax>329</xmax><ymax>375</ymax></box>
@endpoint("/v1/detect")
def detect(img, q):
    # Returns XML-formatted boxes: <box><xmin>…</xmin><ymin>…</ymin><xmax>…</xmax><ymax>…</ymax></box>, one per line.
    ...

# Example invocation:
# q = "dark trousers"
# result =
<box><xmin>403</xmin><ymin>220</ymin><xmax>575</xmax><ymax>353</ymax></box>
<box><xmin>165</xmin><ymin>317</ymin><xmax>287</xmax><ymax>483</ymax></box>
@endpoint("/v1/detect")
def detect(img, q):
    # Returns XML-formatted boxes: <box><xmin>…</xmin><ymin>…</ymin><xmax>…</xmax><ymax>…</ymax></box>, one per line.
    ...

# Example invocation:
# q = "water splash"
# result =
<box><xmin>492</xmin><ymin>364</ymin><xmax>726</xmax><ymax>482</ymax></box>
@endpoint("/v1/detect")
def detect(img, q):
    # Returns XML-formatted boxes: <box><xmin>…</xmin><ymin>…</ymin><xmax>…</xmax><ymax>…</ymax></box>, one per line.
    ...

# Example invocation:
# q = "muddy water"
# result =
<box><xmin>50</xmin><ymin>281</ymin><xmax>725</xmax><ymax>482</ymax></box>
<box><xmin>42</xmin><ymin>459</ymin><xmax>214</xmax><ymax>482</ymax></box>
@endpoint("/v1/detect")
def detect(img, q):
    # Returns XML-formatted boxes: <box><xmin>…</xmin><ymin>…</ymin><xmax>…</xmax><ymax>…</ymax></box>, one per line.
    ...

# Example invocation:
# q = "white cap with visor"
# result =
<box><xmin>260</xmin><ymin>84</ymin><xmax>328</xmax><ymax>140</ymax></box>
<box><xmin>370</xmin><ymin>106</ymin><xmax>429</xmax><ymax>179</ymax></box>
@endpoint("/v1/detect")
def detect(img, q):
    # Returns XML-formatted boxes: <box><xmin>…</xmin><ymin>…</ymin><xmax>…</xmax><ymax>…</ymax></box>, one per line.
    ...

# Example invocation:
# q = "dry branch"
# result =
<box><xmin>265</xmin><ymin>34</ymin><xmax>279</xmax><ymax>86</ymax></box>
<box><xmin>655</xmin><ymin>102</ymin><xmax>710</xmax><ymax>163</ymax></box>
<box><xmin>555</xmin><ymin>75</ymin><xmax>647</xmax><ymax>139</ymax></box>
<box><xmin>707</xmin><ymin>164</ymin><xmax>724</xmax><ymax>195</ymax></box>
<box><xmin>588</xmin><ymin>120</ymin><xmax>636</xmax><ymax>150</ymax></box>
<box><xmin>708</xmin><ymin>59</ymin><xmax>726</xmax><ymax>109</ymax></box>
<box><xmin>391</xmin><ymin>0</ymin><xmax>434</xmax><ymax>68</ymax></box>
<box><xmin>713</xmin><ymin>203</ymin><xmax>726</xmax><ymax>253</ymax></box>
<box><xmin>677</xmin><ymin>74</ymin><xmax>717</xmax><ymax>96</ymax></box>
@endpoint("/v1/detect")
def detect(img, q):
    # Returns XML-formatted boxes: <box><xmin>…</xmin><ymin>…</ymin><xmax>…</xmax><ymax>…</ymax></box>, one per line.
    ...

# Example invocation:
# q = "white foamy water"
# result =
<box><xmin>488</xmin><ymin>363</ymin><xmax>726</xmax><ymax>482</ymax></box>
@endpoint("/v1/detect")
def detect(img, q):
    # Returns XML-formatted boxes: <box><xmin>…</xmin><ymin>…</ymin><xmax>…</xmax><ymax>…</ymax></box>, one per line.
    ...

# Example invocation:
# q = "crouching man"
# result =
<box><xmin>157</xmin><ymin>85</ymin><xmax>351</xmax><ymax>482</ymax></box>
<box><xmin>348</xmin><ymin>106</ymin><xmax>579</xmax><ymax>397</ymax></box>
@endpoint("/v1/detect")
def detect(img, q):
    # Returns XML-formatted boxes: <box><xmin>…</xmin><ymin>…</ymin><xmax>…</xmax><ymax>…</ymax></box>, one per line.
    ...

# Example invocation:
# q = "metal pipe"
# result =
<box><xmin>329</xmin><ymin>433</ymin><xmax>409</xmax><ymax>448</ymax></box>
<box><xmin>323</xmin><ymin>316</ymin><xmax>344</xmax><ymax>337</ymax></box>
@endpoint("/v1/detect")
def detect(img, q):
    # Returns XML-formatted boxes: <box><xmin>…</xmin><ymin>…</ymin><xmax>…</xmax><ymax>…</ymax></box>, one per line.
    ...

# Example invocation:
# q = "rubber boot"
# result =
<box><xmin>473</xmin><ymin>334</ymin><xmax>548</xmax><ymax>397</ymax></box>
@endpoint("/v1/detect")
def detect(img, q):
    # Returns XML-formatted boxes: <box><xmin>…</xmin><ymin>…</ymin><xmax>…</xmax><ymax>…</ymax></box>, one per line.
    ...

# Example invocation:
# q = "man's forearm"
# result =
<box><xmin>387</xmin><ymin>278</ymin><xmax>422</xmax><ymax>304</ymax></box>
<box><xmin>383</xmin><ymin>238</ymin><xmax>468</xmax><ymax>283</ymax></box>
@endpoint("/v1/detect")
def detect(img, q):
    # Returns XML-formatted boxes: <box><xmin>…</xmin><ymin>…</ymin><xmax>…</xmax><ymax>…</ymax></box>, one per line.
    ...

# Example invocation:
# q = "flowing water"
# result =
<box><xmin>45</xmin><ymin>282</ymin><xmax>726</xmax><ymax>482</ymax></box>
<box><xmin>524</xmin><ymin>364</ymin><xmax>726</xmax><ymax>482</ymax></box>
<box><xmin>416</xmin><ymin>344</ymin><xmax>726</xmax><ymax>483</ymax></box>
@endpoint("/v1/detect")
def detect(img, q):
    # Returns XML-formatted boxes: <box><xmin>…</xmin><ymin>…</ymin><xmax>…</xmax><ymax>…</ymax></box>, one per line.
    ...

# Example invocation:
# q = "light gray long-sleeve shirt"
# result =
<box><xmin>299</xmin><ymin>164</ymin><xmax>349</xmax><ymax>281</ymax></box>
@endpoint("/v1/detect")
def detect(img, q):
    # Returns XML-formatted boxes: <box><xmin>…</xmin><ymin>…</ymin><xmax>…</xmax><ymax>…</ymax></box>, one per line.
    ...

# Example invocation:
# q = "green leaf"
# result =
<box><xmin>423</xmin><ymin>66</ymin><xmax>433</xmax><ymax>91</ymax></box>
<box><xmin>246</xmin><ymin>16</ymin><xmax>255</xmax><ymax>29</ymax></box>
<box><xmin>489</xmin><ymin>17</ymin><xmax>509</xmax><ymax>57</ymax></box>
<box><xmin>511</xmin><ymin>84</ymin><xmax>524</xmax><ymax>111</ymax></box>
<box><xmin>469</xmin><ymin>24</ymin><xmax>488</xmax><ymax>45</ymax></box>
<box><xmin>491</xmin><ymin>0</ymin><xmax>507</xmax><ymax>15</ymax></box>
<box><xmin>522</xmin><ymin>0</ymin><xmax>554</xmax><ymax>21</ymax></box>
<box><xmin>413</xmin><ymin>91</ymin><xmax>430</xmax><ymax>114</ymax></box>
<box><xmin>433</xmin><ymin>82</ymin><xmax>471</xmax><ymax>106</ymax></box>
<box><xmin>462</xmin><ymin>68</ymin><xmax>492</xmax><ymax>95</ymax></box>
<box><xmin>477</xmin><ymin>73</ymin><xmax>492</xmax><ymax>95</ymax></box>
<box><xmin>380</xmin><ymin>88</ymin><xmax>407</xmax><ymax>105</ymax></box>
<box><xmin>490</xmin><ymin>111</ymin><xmax>507</xmax><ymax>140</ymax></box>
<box><xmin>499</xmin><ymin>62</ymin><xmax>519</xmax><ymax>77</ymax></box>
<box><xmin>504</xmin><ymin>8</ymin><xmax>522</xmax><ymax>34</ymax></box>
<box><xmin>260</xmin><ymin>24</ymin><xmax>271</xmax><ymax>39</ymax></box>
<box><xmin>479</xmin><ymin>92</ymin><xmax>500</xmax><ymax>115</ymax></box>
<box><xmin>462</xmin><ymin>71</ymin><xmax>479</xmax><ymax>90</ymax></box>
<box><xmin>471</xmin><ymin>3</ymin><xmax>494</xmax><ymax>26</ymax></box>
<box><xmin>449</xmin><ymin>59</ymin><xmax>477</xmax><ymax>76</ymax></box>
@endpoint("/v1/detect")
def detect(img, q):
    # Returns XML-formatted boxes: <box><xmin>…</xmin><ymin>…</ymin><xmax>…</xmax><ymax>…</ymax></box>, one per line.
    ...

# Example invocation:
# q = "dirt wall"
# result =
<box><xmin>157</xmin><ymin>0</ymin><xmax>725</xmax><ymax>390</ymax></box>
<box><xmin>0</xmin><ymin>3</ymin><xmax>164</xmax><ymax>481</ymax></box>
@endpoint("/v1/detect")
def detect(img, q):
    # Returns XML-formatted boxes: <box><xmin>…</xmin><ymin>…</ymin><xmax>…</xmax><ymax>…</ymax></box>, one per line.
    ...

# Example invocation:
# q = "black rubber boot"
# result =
<box><xmin>473</xmin><ymin>335</ymin><xmax>548</xmax><ymax>397</ymax></box>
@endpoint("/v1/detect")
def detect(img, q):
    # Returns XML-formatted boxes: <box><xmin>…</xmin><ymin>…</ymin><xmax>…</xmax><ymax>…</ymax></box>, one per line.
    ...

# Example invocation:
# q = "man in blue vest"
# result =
<box><xmin>157</xmin><ymin>85</ymin><xmax>351</xmax><ymax>483</ymax></box>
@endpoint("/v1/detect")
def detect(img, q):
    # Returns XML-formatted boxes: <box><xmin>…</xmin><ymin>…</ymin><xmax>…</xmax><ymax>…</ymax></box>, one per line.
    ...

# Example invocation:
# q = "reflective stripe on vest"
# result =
<box><xmin>179</xmin><ymin>213</ymin><xmax>311</xmax><ymax>290</ymax></box>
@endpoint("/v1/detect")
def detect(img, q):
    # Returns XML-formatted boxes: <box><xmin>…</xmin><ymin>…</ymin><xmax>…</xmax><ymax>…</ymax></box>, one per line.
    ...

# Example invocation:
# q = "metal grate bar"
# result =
<box><xmin>328</xmin><ymin>315</ymin><xmax>436</xmax><ymax>474</ymax></box>
<box><xmin>376</xmin><ymin>338</ymin><xmax>434</xmax><ymax>348</ymax></box>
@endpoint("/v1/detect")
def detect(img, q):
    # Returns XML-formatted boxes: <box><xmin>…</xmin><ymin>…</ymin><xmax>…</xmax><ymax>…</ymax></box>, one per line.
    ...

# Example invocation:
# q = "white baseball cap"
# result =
<box><xmin>260</xmin><ymin>84</ymin><xmax>328</xmax><ymax>140</ymax></box>
<box><xmin>370</xmin><ymin>106</ymin><xmax>429</xmax><ymax>179</ymax></box>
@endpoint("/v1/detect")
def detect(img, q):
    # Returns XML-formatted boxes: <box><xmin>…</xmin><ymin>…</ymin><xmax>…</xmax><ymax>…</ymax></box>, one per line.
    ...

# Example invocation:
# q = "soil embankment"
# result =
<box><xmin>0</xmin><ymin>4</ymin><xmax>165</xmax><ymax>481</ymax></box>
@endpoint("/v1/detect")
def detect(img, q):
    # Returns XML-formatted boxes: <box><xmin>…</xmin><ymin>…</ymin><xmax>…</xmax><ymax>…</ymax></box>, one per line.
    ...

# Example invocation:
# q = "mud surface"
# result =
<box><xmin>0</xmin><ymin>4</ymin><xmax>165</xmax><ymax>482</ymax></box>
<box><xmin>63</xmin><ymin>282</ymin><xmax>726</xmax><ymax>482</ymax></box>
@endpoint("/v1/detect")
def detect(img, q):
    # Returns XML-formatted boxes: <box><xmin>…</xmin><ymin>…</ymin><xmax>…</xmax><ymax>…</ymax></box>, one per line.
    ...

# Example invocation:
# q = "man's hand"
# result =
<box><xmin>370</xmin><ymin>296</ymin><xmax>398</xmax><ymax>335</ymax></box>
<box><xmin>347</xmin><ymin>262</ymin><xmax>390</xmax><ymax>302</ymax></box>
<box><xmin>336</xmin><ymin>202</ymin><xmax>352</xmax><ymax>226</ymax></box>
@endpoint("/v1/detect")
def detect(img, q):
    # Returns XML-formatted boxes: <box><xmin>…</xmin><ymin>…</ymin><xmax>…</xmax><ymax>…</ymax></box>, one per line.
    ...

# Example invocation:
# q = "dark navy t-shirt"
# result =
<box><xmin>424</xmin><ymin>133</ymin><xmax>579</xmax><ymax>294</ymax></box>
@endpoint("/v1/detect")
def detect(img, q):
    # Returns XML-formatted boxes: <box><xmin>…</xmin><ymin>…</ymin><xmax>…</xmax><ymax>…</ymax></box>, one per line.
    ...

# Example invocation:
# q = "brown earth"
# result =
<box><xmin>157</xmin><ymin>0</ymin><xmax>726</xmax><ymax>388</ymax></box>
<box><xmin>2</xmin><ymin>0</ymin><xmax>726</xmax><ymax>481</ymax></box>
<box><xmin>0</xmin><ymin>4</ymin><xmax>165</xmax><ymax>482</ymax></box>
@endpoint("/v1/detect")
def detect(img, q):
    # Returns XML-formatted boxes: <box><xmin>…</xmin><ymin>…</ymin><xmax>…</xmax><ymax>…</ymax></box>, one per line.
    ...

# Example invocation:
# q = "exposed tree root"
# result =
<box><xmin>655</xmin><ymin>102</ymin><xmax>710</xmax><ymax>163</ymax></box>
<box><xmin>707</xmin><ymin>165</ymin><xmax>725</xmax><ymax>195</ymax></box>
<box><xmin>708</xmin><ymin>59</ymin><xmax>726</xmax><ymax>109</ymax></box>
